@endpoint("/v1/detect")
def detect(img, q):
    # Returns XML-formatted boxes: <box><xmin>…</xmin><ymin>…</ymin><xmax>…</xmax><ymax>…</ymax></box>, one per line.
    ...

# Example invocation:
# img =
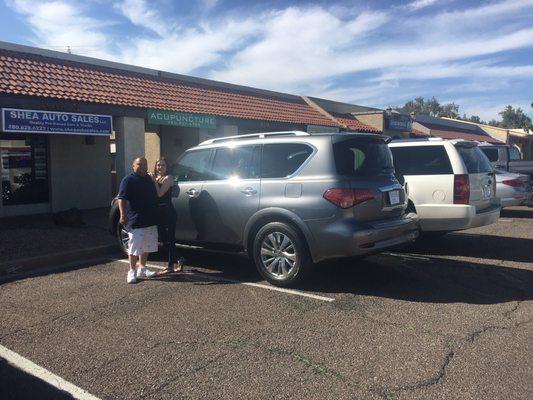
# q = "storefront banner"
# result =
<box><xmin>148</xmin><ymin>109</ymin><xmax>216</xmax><ymax>129</ymax></box>
<box><xmin>386</xmin><ymin>114</ymin><xmax>412</xmax><ymax>132</ymax></box>
<box><xmin>1</xmin><ymin>108</ymin><xmax>112</xmax><ymax>136</ymax></box>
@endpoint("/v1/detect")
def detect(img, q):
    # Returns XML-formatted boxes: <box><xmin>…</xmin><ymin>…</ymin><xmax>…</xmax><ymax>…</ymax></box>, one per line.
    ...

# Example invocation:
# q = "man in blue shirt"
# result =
<box><xmin>118</xmin><ymin>157</ymin><xmax>159</xmax><ymax>283</ymax></box>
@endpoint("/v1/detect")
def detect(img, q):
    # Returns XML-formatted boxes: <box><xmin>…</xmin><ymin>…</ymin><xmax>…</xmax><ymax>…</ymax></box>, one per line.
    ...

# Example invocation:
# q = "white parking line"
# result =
<box><xmin>116</xmin><ymin>259</ymin><xmax>335</xmax><ymax>302</ymax></box>
<box><xmin>498</xmin><ymin>219</ymin><xmax>513</xmax><ymax>222</ymax></box>
<box><xmin>384</xmin><ymin>252</ymin><xmax>430</xmax><ymax>261</ymax></box>
<box><xmin>0</xmin><ymin>344</ymin><xmax>101</xmax><ymax>400</ymax></box>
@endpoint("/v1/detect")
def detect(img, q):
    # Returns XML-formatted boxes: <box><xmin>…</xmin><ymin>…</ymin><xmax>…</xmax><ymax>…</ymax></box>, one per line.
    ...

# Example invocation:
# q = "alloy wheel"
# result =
<box><xmin>260</xmin><ymin>232</ymin><xmax>297</xmax><ymax>279</ymax></box>
<box><xmin>119</xmin><ymin>224</ymin><xmax>129</xmax><ymax>253</ymax></box>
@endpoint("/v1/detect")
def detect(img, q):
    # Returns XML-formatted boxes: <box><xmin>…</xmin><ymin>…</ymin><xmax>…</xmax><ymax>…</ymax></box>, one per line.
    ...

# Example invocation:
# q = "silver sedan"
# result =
<box><xmin>495</xmin><ymin>170</ymin><xmax>532</xmax><ymax>208</ymax></box>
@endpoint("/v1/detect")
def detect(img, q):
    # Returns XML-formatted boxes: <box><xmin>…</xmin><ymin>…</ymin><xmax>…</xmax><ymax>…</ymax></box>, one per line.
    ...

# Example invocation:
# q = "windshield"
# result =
<box><xmin>333</xmin><ymin>139</ymin><xmax>394</xmax><ymax>177</ymax></box>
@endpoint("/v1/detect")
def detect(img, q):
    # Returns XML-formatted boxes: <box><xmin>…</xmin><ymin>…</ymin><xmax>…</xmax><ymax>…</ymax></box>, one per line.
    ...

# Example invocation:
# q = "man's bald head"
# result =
<box><xmin>132</xmin><ymin>157</ymin><xmax>148</xmax><ymax>176</ymax></box>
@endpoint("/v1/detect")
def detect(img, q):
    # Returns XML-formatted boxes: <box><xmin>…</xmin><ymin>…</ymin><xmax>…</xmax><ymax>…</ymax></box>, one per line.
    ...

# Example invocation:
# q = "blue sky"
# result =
<box><xmin>1</xmin><ymin>0</ymin><xmax>532</xmax><ymax>121</ymax></box>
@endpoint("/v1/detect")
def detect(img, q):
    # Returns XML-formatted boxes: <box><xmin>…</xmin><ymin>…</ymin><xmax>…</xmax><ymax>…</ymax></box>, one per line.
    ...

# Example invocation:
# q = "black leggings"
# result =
<box><xmin>158</xmin><ymin>204</ymin><xmax>180</xmax><ymax>268</ymax></box>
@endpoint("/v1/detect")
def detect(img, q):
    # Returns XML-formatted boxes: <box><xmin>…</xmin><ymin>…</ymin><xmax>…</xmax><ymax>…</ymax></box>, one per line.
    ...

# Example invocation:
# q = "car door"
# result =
<box><xmin>172</xmin><ymin>148</ymin><xmax>212</xmax><ymax>243</ymax></box>
<box><xmin>198</xmin><ymin>144</ymin><xmax>261</xmax><ymax>245</ymax></box>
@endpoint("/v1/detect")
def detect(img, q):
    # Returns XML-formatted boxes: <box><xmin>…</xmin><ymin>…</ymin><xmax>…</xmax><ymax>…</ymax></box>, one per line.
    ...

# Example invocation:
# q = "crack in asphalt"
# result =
<box><xmin>266</xmin><ymin>347</ymin><xmax>392</xmax><ymax>400</ymax></box>
<box><xmin>393</xmin><ymin>346</ymin><xmax>455</xmax><ymax>393</ymax></box>
<box><xmin>502</xmin><ymin>301</ymin><xmax>521</xmax><ymax>320</ymax></box>
<box><xmin>137</xmin><ymin>352</ymin><xmax>229</xmax><ymax>400</ymax></box>
<box><xmin>390</xmin><ymin>315</ymin><xmax>533</xmax><ymax>394</ymax></box>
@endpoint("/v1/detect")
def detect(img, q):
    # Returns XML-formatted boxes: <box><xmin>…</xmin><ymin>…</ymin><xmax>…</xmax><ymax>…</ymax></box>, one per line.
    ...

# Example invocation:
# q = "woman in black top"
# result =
<box><xmin>151</xmin><ymin>157</ymin><xmax>185</xmax><ymax>274</ymax></box>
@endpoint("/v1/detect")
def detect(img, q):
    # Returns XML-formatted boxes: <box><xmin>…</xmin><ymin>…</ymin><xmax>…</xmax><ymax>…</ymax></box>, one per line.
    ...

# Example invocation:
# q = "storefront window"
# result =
<box><xmin>1</xmin><ymin>135</ymin><xmax>49</xmax><ymax>205</ymax></box>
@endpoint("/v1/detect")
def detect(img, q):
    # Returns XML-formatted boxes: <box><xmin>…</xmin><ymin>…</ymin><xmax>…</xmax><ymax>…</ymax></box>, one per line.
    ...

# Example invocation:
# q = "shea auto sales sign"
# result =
<box><xmin>1</xmin><ymin>108</ymin><xmax>112</xmax><ymax>136</ymax></box>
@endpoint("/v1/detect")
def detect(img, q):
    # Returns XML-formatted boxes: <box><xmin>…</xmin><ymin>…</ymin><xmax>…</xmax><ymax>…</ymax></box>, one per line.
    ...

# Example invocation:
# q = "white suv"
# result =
<box><xmin>389</xmin><ymin>138</ymin><xmax>500</xmax><ymax>233</ymax></box>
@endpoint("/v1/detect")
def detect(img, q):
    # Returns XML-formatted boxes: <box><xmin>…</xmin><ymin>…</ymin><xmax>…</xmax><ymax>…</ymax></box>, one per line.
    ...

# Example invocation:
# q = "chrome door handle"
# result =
<box><xmin>186</xmin><ymin>188</ymin><xmax>200</xmax><ymax>198</ymax></box>
<box><xmin>240</xmin><ymin>187</ymin><xmax>257</xmax><ymax>196</ymax></box>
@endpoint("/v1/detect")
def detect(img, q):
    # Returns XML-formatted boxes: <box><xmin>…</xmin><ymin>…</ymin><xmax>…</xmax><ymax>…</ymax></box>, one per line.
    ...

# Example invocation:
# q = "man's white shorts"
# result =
<box><xmin>127</xmin><ymin>225</ymin><xmax>158</xmax><ymax>256</ymax></box>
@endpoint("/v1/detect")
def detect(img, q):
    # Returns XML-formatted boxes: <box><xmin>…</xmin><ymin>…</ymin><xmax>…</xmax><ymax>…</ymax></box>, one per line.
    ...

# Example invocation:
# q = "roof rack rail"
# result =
<box><xmin>390</xmin><ymin>137</ymin><xmax>444</xmax><ymax>142</ymax></box>
<box><xmin>199</xmin><ymin>131</ymin><xmax>310</xmax><ymax>146</ymax></box>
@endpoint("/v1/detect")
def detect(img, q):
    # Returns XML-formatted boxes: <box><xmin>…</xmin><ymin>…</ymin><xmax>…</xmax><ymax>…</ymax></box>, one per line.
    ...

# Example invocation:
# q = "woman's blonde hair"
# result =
<box><xmin>153</xmin><ymin>157</ymin><xmax>168</xmax><ymax>177</ymax></box>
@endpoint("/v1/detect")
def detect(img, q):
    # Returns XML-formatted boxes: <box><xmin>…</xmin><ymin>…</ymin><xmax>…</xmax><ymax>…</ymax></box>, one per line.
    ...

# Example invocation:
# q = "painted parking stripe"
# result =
<box><xmin>0</xmin><ymin>344</ymin><xmax>101</xmax><ymax>400</ymax></box>
<box><xmin>498</xmin><ymin>219</ymin><xmax>513</xmax><ymax>222</ymax></box>
<box><xmin>116</xmin><ymin>259</ymin><xmax>335</xmax><ymax>302</ymax></box>
<box><xmin>384</xmin><ymin>252</ymin><xmax>430</xmax><ymax>261</ymax></box>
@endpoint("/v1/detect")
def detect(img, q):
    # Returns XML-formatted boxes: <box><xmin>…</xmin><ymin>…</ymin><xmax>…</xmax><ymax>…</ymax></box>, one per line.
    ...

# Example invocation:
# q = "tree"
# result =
<box><xmin>462</xmin><ymin>114</ymin><xmax>483</xmax><ymax>124</ymax></box>
<box><xmin>497</xmin><ymin>105</ymin><xmax>532</xmax><ymax>131</ymax></box>
<box><xmin>398</xmin><ymin>97</ymin><xmax>459</xmax><ymax>118</ymax></box>
<box><xmin>398</xmin><ymin>98</ymin><xmax>532</xmax><ymax>132</ymax></box>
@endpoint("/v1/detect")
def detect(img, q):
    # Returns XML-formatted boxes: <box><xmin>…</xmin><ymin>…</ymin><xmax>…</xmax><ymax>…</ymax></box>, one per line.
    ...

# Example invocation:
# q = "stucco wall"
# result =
<box><xmin>144</xmin><ymin>130</ymin><xmax>161</xmax><ymax>172</ymax></box>
<box><xmin>49</xmin><ymin>135</ymin><xmax>111</xmax><ymax>212</ymax></box>
<box><xmin>114</xmin><ymin>116</ymin><xmax>145</xmax><ymax>182</ymax></box>
<box><xmin>354</xmin><ymin>112</ymin><xmax>384</xmax><ymax>132</ymax></box>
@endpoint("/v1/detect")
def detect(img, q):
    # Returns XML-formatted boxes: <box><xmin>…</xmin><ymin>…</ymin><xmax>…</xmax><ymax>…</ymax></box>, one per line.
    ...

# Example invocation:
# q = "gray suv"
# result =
<box><xmin>110</xmin><ymin>131</ymin><xmax>419</xmax><ymax>286</ymax></box>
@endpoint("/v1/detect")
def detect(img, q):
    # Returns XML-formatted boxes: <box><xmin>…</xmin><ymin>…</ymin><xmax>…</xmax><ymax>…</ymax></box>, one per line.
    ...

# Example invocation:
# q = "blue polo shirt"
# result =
<box><xmin>117</xmin><ymin>172</ymin><xmax>159</xmax><ymax>231</ymax></box>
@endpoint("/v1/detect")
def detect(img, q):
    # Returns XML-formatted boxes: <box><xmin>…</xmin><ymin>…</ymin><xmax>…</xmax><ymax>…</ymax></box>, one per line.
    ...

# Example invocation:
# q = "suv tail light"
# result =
<box><xmin>323</xmin><ymin>188</ymin><xmax>374</xmax><ymax>208</ymax></box>
<box><xmin>502</xmin><ymin>178</ymin><xmax>523</xmax><ymax>187</ymax></box>
<box><xmin>453</xmin><ymin>174</ymin><xmax>470</xmax><ymax>204</ymax></box>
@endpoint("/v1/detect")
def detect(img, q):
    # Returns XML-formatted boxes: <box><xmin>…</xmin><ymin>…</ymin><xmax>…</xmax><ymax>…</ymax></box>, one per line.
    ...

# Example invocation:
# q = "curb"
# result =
<box><xmin>0</xmin><ymin>244</ymin><xmax>119</xmax><ymax>276</ymax></box>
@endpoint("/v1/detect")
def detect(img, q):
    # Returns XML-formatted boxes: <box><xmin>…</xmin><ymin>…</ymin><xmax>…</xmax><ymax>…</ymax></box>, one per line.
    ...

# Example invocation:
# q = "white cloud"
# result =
<box><xmin>118</xmin><ymin>18</ymin><xmax>259</xmax><ymax>72</ymax></box>
<box><xmin>5</xmin><ymin>0</ymin><xmax>533</xmax><ymax>120</ymax></box>
<box><xmin>210</xmin><ymin>7</ymin><xmax>390</xmax><ymax>90</ymax></box>
<box><xmin>407</xmin><ymin>0</ymin><xmax>440</xmax><ymax>11</ymax></box>
<box><xmin>8</xmin><ymin>0</ymin><xmax>113</xmax><ymax>57</ymax></box>
<box><xmin>371</xmin><ymin>61</ymin><xmax>533</xmax><ymax>82</ymax></box>
<box><xmin>114</xmin><ymin>0</ymin><xmax>169</xmax><ymax>36</ymax></box>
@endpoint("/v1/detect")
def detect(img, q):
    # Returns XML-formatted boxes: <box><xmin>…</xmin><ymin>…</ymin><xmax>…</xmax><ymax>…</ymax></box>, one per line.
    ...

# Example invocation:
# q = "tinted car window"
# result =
<box><xmin>480</xmin><ymin>147</ymin><xmax>499</xmax><ymax>162</ymax></box>
<box><xmin>390</xmin><ymin>145</ymin><xmax>453</xmax><ymax>175</ymax></box>
<box><xmin>210</xmin><ymin>145</ymin><xmax>260</xmax><ymax>180</ymax></box>
<box><xmin>173</xmin><ymin>149</ymin><xmax>211</xmax><ymax>181</ymax></box>
<box><xmin>509</xmin><ymin>146</ymin><xmax>521</xmax><ymax>161</ymax></box>
<box><xmin>261</xmin><ymin>143</ymin><xmax>313</xmax><ymax>178</ymax></box>
<box><xmin>334</xmin><ymin>139</ymin><xmax>393</xmax><ymax>177</ymax></box>
<box><xmin>456</xmin><ymin>145</ymin><xmax>492</xmax><ymax>173</ymax></box>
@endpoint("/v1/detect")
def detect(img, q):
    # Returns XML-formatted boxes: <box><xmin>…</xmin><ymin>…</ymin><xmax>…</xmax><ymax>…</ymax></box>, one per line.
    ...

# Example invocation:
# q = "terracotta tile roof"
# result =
<box><xmin>330</xmin><ymin>113</ymin><xmax>381</xmax><ymax>133</ymax></box>
<box><xmin>0</xmin><ymin>51</ymin><xmax>338</xmax><ymax>127</ymax></box>
<box><xmin>411</xmin><ymin>127</ymin><xmax>428</xmax><ymax>137</ymax></box>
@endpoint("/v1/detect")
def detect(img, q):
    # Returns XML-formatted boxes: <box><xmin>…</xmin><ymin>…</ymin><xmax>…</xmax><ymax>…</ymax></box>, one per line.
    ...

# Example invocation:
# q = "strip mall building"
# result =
<box><xmin>4</xmin><ymin>41</ymin><xmax>502</xmax><ymax>219</ymax></box>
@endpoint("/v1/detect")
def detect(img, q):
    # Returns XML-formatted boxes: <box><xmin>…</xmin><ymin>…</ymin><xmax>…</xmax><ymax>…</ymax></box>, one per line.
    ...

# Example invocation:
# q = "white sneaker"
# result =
<box><xmin>127</xmin><ymin>269</ymin><xmax>137</xmax><ymax>284</ymax></box>
<box><xmin>137</xmin><ymin>267</ymin><xmax>156</xmax><ymax>279</ymax></box>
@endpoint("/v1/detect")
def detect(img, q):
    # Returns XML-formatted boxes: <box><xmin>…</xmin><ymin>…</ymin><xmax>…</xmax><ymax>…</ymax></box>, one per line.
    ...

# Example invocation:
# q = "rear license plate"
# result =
<box><xmin>388</xmin><ymin>190</ymin><xmax>400</xmax><ymax>205</ymax></box>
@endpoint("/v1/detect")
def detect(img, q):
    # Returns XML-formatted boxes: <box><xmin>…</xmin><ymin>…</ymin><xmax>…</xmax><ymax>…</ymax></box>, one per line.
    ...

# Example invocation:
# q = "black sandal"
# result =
<box><xmin>173</xmin><ymin>258</ymin><xmax>185</xmax><ymax>273</ymax></box>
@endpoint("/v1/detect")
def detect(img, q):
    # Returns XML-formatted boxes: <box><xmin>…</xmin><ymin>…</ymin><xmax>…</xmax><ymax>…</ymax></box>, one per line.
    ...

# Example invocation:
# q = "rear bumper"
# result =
<box><xmin>500</xmin><ymin>196</ymin><xmax>526</xmax><ymax>208</ymax></box>
<box><xmin>306</xmin><ymin>213</ymin><xmax>420</xmax><ymax>262</ymax></box>
<box><xmin>416</xmin><ymin>203</ymin><xmax>500</xmax><ymax>232</ymax></box>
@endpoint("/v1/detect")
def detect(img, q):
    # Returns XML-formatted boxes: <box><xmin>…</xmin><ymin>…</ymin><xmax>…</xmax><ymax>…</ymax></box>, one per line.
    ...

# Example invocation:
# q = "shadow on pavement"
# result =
<box><xmin>405</xmin><ymin>234</ymin><xmax>533</xmax><ymax>263</ymax></box>
<box><xmin>300</xmin><ymin>254</ymin><xmax>533</xmax><ymax>304</ymax></box>
<box><xmin>500</xmin><ymin>207</ymin><xmax>533</xmax><ymax>219</ymax></box>
<box><xmin>0</xmin><ymin>358</ymin><xmax>75</xmax><ymax>400</ymax></box>
<box><xmin>0</xmin><ymin>255</ymin><xmax>121</xmax><ymax>286</ymax></box>
<box><xmin>152</xmin><ymin>246</ymin><xmax>532</xmax><ymax>305</ymax></box>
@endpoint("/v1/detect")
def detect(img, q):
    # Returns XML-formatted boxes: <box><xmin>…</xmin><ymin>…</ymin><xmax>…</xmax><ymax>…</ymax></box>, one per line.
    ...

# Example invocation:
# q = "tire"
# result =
<box><xmin>116</xmin><ymin>221</ymin><xmax>129</xmax><ymax>256</ymax></box>
<box><xmin>252</xmin><ymin>222</ymin><xmax>311</xmax><ymax>287</ymax></box>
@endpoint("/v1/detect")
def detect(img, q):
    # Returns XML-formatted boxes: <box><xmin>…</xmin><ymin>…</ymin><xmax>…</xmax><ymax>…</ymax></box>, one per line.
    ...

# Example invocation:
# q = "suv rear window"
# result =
<box><xmin>480</xmin><ymin>147</ymin><xmax>499</xmax><ymax>162</ymax></box>
<box><xmin>390</xmin><ymin>145</ymin><xmax>453</xmax><ymax>175</ymax></box>
<box><xmin>334</xmin><ymin>139</ymin><xmax>393</xmax><ymax>177</ymax></box>
<box><xmin>261</xmin><ymin>143</ymin><xmax>313</xmax><ymax>178</ymax></box>
<box><xmin>456</xmin><ymin>145</ymin><xmax>492</xmax><ymax>173</ymax></box>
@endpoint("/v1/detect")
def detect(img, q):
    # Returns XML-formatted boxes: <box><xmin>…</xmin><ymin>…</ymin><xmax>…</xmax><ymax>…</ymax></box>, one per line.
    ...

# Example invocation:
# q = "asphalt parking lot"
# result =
<box><xmin>1</xmin><ymin>207</ymin><xmax>532</xmax><ymax>400</ymax></box>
